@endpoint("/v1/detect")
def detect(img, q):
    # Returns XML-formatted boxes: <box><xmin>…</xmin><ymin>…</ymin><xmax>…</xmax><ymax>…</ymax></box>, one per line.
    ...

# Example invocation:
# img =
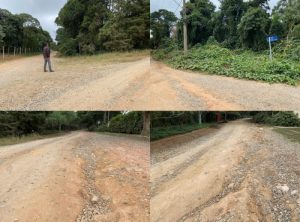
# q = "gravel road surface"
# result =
<box><xmin>0</xmin><ymin>132</ymin><xmax>149</xmax><ymax>222</ymax></box>
<box><xmin>151</xmin><ymin>61</ymin><xmax>300</xmax><ymax>111</ymax></box>
<box><xmin>0</xmin><ymin>55</ymin><xmax>149</xmax><ymax>111</ymax></box>
<box><xmin>151</xmin><ymin>120</ymin><xmax>300</xmax><ymax>222</ymax></box>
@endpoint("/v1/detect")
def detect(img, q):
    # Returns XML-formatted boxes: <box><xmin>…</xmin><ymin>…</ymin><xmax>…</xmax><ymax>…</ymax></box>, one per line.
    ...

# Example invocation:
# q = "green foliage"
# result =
<box><xmin>213</xmin><ymin>0</ymin><xmax>246</xmax><ymax>48</ymax></box>
<box><xmin>58</xmin><ymin>38</ymin><xmax>78</xmax><ymax>56</ymax></box>
<box><xmin>56</xmin><ymin>0</ymin><xmax>149</xmax><ymax>55</ymax></box>
<box><xmin>150</xmin><ymin>9</ymin><xmax>177</xmax><ymax>49</ymax></box>
<box><xmin>0</xmin><ymin>9</ymin><xmax>52</xmax><ymax>49</ymax></box>
<box><xmin>98</xmin><ymin>112</ymin><xmax>143</xmax><ymax>135</ymax></box>
<box><xmin>252</xmin><ymin>112</ymin><xmax>300</xmax><ymax>127</ymax></box>
<box><xmin>151</xmin><ymin>124</ymin><xmax>212</xmax><ymax>141</ymax></box>
<box><xmin>238</xmin><ymin>7</ymin><xmax>270</xmax><ymax>51</ymax></box>
<box><xmin>153</xmin><ymin>44</ymin><xmax>300</xmax><ymax>85</ymax></box>
<box><xmin>178</xmin><ymin>0</ymin><xmax>215</xmax><ymax>46</ymax></box>
<box><xmin>45</xmin><ymin>112</ymin><xmax>78</xmax><ymax>131</ymax></box>
<box><xmin>0</xmin><ymin>112</ymin><xmax>143</xmax><ymax>138</ymax></box>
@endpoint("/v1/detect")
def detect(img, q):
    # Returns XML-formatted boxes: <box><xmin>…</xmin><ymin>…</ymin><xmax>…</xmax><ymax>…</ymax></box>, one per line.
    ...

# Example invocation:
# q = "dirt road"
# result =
<box><xmin>0</xmin><ymin>54</ymin><xmax>150</xmax><ymax>110</ymax></box>
<box><xmin>0</xmin><ymin>132</ymin><xmax>149</xmax><ymax>222</ymax></box>
<box><xmin>151</xmin><ymin>61</ymin><xmax>300</xmax><ymax>110</ymax></box>
<box><xmin>151</xmin><ymin>121</ymin><xmax>300</xmax><ymax>222</ymax></box>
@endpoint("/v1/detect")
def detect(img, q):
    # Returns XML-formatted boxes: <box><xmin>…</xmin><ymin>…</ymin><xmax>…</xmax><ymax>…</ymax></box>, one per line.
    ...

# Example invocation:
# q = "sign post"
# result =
<box><xmin>266</xmin><ymin>35</ymin><xmax>279</xmax><ymax>62</ymax></box>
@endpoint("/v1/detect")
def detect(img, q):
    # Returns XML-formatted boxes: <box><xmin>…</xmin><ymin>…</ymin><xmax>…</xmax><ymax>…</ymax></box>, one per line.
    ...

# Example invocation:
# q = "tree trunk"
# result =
<box><xmin>107</xmin><ymin>112</ymin><xmax>110</xmax><ymax>127</ymax></box>
<box><xmin>198</xmin><ymin>111</ymin><xmax>202</xmax><ymax>125</ymax></box>
<box><xmin>141</xmin><ymin>112</ymin><xmax>150</xmax><ymax>137</ymax></box>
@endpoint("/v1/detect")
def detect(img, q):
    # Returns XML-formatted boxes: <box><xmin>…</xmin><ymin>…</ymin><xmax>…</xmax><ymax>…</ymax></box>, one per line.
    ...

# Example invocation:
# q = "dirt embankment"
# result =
<box><xmin>151</xmin><ymin>120</ymin><xmax>300</xmax><ymax>222</ymax></box>
<box><xmin>0</xmin><ymin>132</ymin><xmax>150</xmax><ymax>222</ymax></box>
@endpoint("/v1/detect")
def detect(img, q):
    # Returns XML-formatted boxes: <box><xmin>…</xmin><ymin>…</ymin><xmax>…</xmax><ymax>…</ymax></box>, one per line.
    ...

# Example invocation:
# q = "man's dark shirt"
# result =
<box><xmin>43</xmin><ymin>46</ymin><xmax>50</xmax><ymax>59</ymax></box>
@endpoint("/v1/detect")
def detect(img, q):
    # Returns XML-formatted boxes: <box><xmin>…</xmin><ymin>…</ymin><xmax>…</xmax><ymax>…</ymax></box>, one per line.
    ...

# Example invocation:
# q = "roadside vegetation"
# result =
<box><xmin>0</xmin><ymin>111</ymin><xmax>148</xmax><ymax>146</ymax></box>
<box><xmin>150</xmin><ymin>111</ymin><xmax>243</xmax><ymax>141</ymax></box>
<box><xmin>57</xmin><ymin>50</ymin><xmax>149</xmax><ymax>64</ymax></box>
<box><xmin>151</xmin><ymin>0</ymin><xmax>300</xmax><ymax>85</ymax></box>
<box><xmin>252</xmin><ymin>111</ymin><xmax>300</xmax><ymax>126</ymax></box>
<box><xmin>153</xmin><ymin>42</ymin><xmax>300</xmax><ymax>85</ymax></box>
<box><xmin>0</xmin><ymin>133</ymin><xmax>67</xmax><ymax>146</ymax></box>
<box><xmin>274</xmin><ymin>128</ymin><xmax>300</xmax><ymax>143</ymax></box>
<box><xmin>151</xmin><ymin>111</ymin><xmax>300</xmax><ymax>141</ymax></box>
<box><xmin>151</xmin><ymin>123</ymin><xmax>213</xmax><ymax>141</ymax></box>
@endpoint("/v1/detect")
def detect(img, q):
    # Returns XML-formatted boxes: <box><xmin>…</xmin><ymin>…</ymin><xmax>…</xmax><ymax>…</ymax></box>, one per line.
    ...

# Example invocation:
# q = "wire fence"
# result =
<box><xmin>0</xmin><ymin>46</ymin><xmax>41</xmax><ymax>60</ymax></box>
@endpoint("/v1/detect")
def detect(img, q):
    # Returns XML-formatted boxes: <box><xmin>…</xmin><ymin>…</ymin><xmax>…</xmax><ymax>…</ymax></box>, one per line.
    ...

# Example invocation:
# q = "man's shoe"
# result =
<box><xmin>50</xmin><ymin>70</ymin><xmax>55</xmax><ymax>72</ymax></box>
<box><xmin>44</xmin><ymin>70</ymin><xmax>48</xmax><ymax>72</ymax></box>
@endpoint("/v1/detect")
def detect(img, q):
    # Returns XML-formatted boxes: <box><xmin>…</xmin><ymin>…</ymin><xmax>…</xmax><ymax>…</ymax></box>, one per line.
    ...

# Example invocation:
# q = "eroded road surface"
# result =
<box><xmin>151</xmin><ymin>120</ymin><xmax>300</xmax><ymax>222</ymax></box>
<box><xmin>0</xmin><ymin>55</ymin><xmax>150</xmax><ymax>110</ymax></box>
<box><xmin>0</xmin><ymin>132</ymin><xmax>149</xmax><ymax>222</ymax></box>
<box><xmin>150</xmin><ymin>61</ymin><xmax>300</xmax><ymax>110</ymax></box>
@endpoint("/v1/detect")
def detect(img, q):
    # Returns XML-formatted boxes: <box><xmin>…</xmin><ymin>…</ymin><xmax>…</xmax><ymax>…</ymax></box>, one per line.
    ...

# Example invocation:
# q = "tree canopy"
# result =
<box><xmin>56</xmin><ymin>0</ymin><xmax>150</xmax><ymax>55</ymax></box>
<box><xmin>151</xmin><ymin>0</ymin><xmax>300</xmax><ymax>54</ymax></box>
<box><xmin>0</xmin><ymin>9</ymin><xmax>52</xmax><ymax>50</ymax></box>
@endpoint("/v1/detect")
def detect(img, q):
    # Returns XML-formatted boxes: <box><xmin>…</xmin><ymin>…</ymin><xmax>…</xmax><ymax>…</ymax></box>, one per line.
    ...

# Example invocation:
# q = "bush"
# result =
<box><xmin>58</xmin><ymin>38</ymin><xmax>78</xmax><ymax>56</ymax></box>
<box><xmin>252</xmin><ymin>112</ymin><xmax>300</xmax><ymax>127</ymax></box>
<box><xmin>98</xmin><ymin>112</ymin><xmax>143</xmax><ymax>134</ymax></box>
<box><xmin>153</xmin><ymin>44</ymin><xmax>300</xmax><ymax>85</ymax></box>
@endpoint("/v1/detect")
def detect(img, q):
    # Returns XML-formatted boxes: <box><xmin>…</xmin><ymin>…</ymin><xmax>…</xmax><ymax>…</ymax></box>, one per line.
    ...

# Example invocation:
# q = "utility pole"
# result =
<box><xmin>183</xmin><ymin>0</ymin><xmax>188</xmax><ymax>53</ymax></box>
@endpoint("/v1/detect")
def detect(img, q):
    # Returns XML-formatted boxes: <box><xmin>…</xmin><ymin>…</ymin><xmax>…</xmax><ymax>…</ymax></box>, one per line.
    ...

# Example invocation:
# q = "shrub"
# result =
<box><xmin>252</xmin><ymin>112</ymin><xmax>300</xmax><ymax>127</ymax></box>
<box><xmin>98</xmin><ymin>112</ymin><xmax>143</xmax><ymax>134</ymax></box>
<box><xmin>153</xmin><ymin>44</ymin><xmax>300</xmax><ymax>85</ymax></box>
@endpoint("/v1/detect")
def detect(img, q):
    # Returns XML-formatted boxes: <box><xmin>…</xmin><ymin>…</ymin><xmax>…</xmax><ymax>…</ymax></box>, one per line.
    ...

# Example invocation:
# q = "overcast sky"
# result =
<box><xmin>0</xmin><ymin>0</ymin><xmax>67</xmax><ymax>40</ymax></box>
<box><xmin>151</xmin><ymin>0</ymin><xmax>278</xmax><ymax>17</ymax></box>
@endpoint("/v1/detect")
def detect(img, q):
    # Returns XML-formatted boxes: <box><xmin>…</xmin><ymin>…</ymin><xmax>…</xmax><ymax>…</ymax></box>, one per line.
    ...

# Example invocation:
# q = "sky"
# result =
<box><xmin>0</xmin><ymin>0</ymin><xmax>67</xmax><ymax>40</ymax></box>
<box><xmin>150</xmin><ymin>0</ymin><xmax>279</xmax><ymax>17</ymax></box>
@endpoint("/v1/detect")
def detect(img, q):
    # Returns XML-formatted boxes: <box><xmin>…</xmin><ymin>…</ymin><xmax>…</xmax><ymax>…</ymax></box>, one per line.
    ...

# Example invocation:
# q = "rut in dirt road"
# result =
<box><xmin>0</xmin><ymin>55</ymin><xmax>149</xmax><ymax>110</ymax></box>
<box><xmin>151</xmin><ymin>120</ymin><xmax>300</xmax><ymax>222</ymax></box>
<box><xmin>0</xmin><ymin>132</ymin><xmax>149</xmax><ymax>222</ymax></box>
<box><xmin>151</xmin><ymin>61</ymin><xmax>300</xmax><ymax>111</ymax></box>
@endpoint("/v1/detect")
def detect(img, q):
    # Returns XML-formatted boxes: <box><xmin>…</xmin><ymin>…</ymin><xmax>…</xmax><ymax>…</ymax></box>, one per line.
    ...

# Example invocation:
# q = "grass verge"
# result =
<box><xmin>151</xmin><ymin>123</ymin><xmax>213</xmax><ymax>141</ymax></box>
<box><xmin>0</xmin><ymin>132</ymin><xmax>67</xmax><ymax>146</ymax></box>
<box><xmin>57</xmin><ymin>50</ymin><xmax>149</xmax><ymax>65</ymax></box>
<box><xmin>274</xmin><ymin>127</ymin><xmax>300</xmax><ymax>143</ymax></box>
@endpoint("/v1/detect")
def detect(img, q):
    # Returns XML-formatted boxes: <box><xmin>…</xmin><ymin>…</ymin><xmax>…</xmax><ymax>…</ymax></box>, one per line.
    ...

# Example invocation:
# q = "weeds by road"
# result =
<box><xmin>274</xmin><ymin>127</ymin><xmax>300</xmax><ymax>143</ymax></box>
<box><xmin>152</xmin><ymin>44</ymin><xmax>300</xmax><ymax>85</ymax></box>
<box><xmin>151</xmin><ymin>123</ymin><xmax>214</xmax><ymax>141</ymax></box>
<box><xmin>0</xmin><ymin>132</ymin><xmax>67</xmax><ymax>146</ymax></box>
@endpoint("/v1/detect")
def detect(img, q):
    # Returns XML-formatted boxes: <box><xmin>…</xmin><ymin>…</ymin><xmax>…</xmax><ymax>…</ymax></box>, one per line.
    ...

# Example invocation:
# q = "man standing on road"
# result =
<box><xmin>43</xmin><ymin>43</ymin><xmax>54</xmax><ymax>72</ymax></box>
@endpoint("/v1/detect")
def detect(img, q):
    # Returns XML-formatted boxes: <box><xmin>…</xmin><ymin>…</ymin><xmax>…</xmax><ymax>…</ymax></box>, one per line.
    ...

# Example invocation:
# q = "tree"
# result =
<box><xmin>178</xmin><ymin>0</ymin><xmax>215</xmax><ymax>46</ymax></box>
<box><xmin>0</xmin><ymin>9</ymin><xmax>52</xmax><ymax>50</ymax></box>
<box><xmin>56</xmin><ymin>0</ymin><xmax>149</xmax><ymax>54</ymax></box>
<box><xmin>141</xmin><ymin>112</ymin><xmax>150</xmax><ymax>136</ymax></box>
<box><xmin>150</xmin><ymin>9</ymin><xmax>177</xmax><ymax>49</ymax></box>
<box><xmin>238</xmin><ymin>7</ymin><xmax>270</xmax><ymax>50</ymax></box>
<box><xmin>0</xmin><ymin>24</ymin><xmax>5</xmax><ymax>45</ymax></box>
<box><xmin>213</xmin><ymin>0</ymin><xmax>246</xmax><ymax>48</ymax></box>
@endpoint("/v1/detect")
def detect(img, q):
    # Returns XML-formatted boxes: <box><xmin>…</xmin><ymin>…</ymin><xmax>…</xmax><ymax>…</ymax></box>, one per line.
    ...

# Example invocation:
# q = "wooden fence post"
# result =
<box><xmin>14</xmin><ymin>47</ymin><xmax>16</xmax><ymax>56</ymax></box>
<box><xmin>2</xmin><ymin>46</ymin><xmax>4</xmax><ymax>60</ymax></box>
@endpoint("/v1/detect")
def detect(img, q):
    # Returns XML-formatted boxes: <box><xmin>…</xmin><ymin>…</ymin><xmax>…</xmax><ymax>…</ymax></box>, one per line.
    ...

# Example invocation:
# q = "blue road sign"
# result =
<box><xmin>266</xmin><ymin>35</ymin><xmax>279</xmax><ymax>43</ymax></box>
